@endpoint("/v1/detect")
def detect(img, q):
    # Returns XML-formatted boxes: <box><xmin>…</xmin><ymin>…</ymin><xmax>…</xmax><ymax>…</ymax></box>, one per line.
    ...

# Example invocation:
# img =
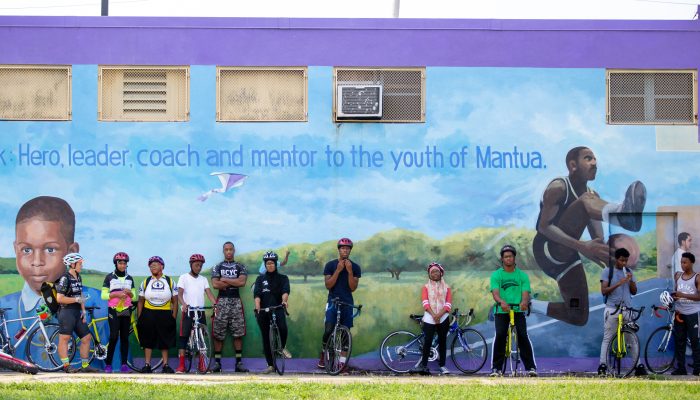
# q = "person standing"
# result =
<box><xmin>409</xmin><ymin>262</ymin><xmax>452</xmax><ymax>375</ymax></box>
<box><xmin>101</xmin><ymin>252</ymin><xmax>136</xmax><ymax>373</ymax></box>
<box><xmin>597</xmin><ymin>247</ymin><xmax>637</xmax><ymax>376</ymax></box>
<box><xmin>317</xmin><ymin>238</ymin><xmax>361</xmax><ymax>370</ymax></box>
<box><xmin>211</xmin><ymin>241</ymin><xmax>249</xmax><ymax>372</ymax></box>
<box><xmin>671</xmin><ymin>233</ymin><xmax>692</xmax><ymax>277</ymax></box>
<box><xmin>670</xmin><ymin>252</ymin><xmax>700</xmax><ymax>376</ymax></box>
<box><xmin>254</xmin><ymin>251</ymin><xmax>290</xmax><ymax>374</ymax></box>
<box><xmin>490</xmin><ymin>245</ymin><xmax>537</xmax><ymax>377</ymax></box>
<box><xmin>137</xmin><ymin>256</ymin><xmax>177</xmax><ymax>373</ymax></box>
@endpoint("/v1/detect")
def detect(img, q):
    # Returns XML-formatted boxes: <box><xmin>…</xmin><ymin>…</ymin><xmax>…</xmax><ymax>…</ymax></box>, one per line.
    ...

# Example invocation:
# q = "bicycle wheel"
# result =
<box><xmin>48</xmin><ymin>328</ymin><xmax>77</xmax><ymax>366</ymax></box>
<box><xmin>269</xmin><ymin>324</ymin><xmax>285</xmax><ymax>375</ymax></box>
<box><xmin>502</xmin><ymin>329</ymin><xmax>519</xmax><ymax>376</ymax></box>
<box><xmin>126</xmin><ymin>325</ymin><xmax>164</xmax><ymax>372</ymax></box>
<box><xmin>26</xmin><ymin>322</ymin><xmax>62</xmax><ymax>372</ymax></box>
<box><xmin>644</xmin><ymin>326</ymin><xmax>675</xmax><ymax>374</ymax></box>
<box><xmin>184</xmin><ymin>326</ymin><xmax>212</xmax><ymax>374</ymax></box>
<box><xmin>380</xmin><ymin>330</ymin><xmax>423</xmax><ymax>373</ymax></box>
<box><xmin>325</xmin><ymin>325</ymin><xmax>352</xmax><ymax>375</ymax></box>
<box><xmin>608</xmin><ymin>329</ymin><xmax>640</xmax><ymax>378</ymax></box>
<box><xmin>451</xmin><ymin>328</ymin><xmax>488</xmax><ymax>374</ymax></box>
<box><xmin>0</xmin><ymin>351</ymin><xmax>38</xmax><ymax>375</ymax></box>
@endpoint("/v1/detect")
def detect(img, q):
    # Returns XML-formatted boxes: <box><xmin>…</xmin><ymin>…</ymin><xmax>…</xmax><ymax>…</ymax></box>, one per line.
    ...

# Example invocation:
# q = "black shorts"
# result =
<box><xmin>137</xmin><ymin>308</ymin><xmax>176</xmax><ymax>350</ymax></box>
<box><xmin>58</xmin><ymin>307</ymin><xmax>90</xmax><ymax>338</ymax></box>
<box><xmin>532</xmin><ymin>233</ymin><xmax>582</xmax><ymax>281</ymax></box>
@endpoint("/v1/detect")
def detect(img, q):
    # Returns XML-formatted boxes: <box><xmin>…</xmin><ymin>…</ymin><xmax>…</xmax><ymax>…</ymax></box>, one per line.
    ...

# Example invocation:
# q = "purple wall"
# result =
<box><xmin>0</xmin><ymin>16</ymin><xmax>698</xmax><ymax>68</ymax></box>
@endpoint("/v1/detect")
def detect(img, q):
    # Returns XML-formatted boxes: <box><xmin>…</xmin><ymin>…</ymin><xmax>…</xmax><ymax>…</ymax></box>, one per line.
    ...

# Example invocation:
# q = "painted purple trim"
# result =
<box><xmin>0</xmin><ymin>16</ymin><xmax>698</xmax><ymax>68</ymax></box>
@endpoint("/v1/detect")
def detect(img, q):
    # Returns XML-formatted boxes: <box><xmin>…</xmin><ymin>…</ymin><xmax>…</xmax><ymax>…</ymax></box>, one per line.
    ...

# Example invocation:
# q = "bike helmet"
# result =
<box><xmin>63</xmin><ymin>253</ymin><xmax>83</xmax><ymax>267</ymax></box>
<box><xmin>500</xmin><ymin>245</ymin><xmax>517</xmax><ymax>257</ymax></box>
<box><xmin>113</xmin><ymin>252</ymin><xmax>130</xmax><ymax>264</ymax></box>
<box><xmin>262</xmin><ymin>251</ymin><xmax>279</xmax><ymax>263</ymax></box>
<box><xmin>427</xmin><ymin>262</ymin><xmax>444</xmax><ymax>276</ymax></box>
<box><xmin>148</xmin><ymin>256</ymin><xmax>165</xmax><ymax>266</ymax></box>
<box><xmin>189</xmin><ymin>253</ymin><xmax>205</xmax><ymax>265</ymax></box>
<box><xmin>337</xmin><ymin>237</ymin><xmax>354</xmax><ymax>248</ymax></box>
<box><xmin>660</xmin><ymin>290</ymin><xmax>674</xmax><ymax>308</ymax></box>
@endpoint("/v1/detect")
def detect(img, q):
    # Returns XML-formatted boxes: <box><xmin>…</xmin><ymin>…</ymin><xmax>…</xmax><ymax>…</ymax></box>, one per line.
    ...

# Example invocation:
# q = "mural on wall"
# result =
<box><xmin>0</xmin><ymin>66</ymin><xmax>698</xmax><ymax>369</ymax></box>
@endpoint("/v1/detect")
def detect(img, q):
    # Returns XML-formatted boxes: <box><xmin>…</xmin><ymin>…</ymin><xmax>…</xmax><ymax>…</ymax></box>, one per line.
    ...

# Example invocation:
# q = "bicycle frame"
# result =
<box><xmin>0</xmin><ymin>312</ymin><xmax>53</xmax><ymax>356</ymax></box>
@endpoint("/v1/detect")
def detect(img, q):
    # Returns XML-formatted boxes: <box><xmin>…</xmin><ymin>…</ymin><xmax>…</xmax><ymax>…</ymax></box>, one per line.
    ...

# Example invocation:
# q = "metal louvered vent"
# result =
<box><xmin>217</xmin><ymin>67</ymin><xmax>307</xmax><ymax>122</ymax></box>
<box><xmin>337</xmin><ymin>84</ymin><xmax>382</xmax><ymax>118</ymax></box>
<box><xmin>607</xmin><ymin>70</ymin><xmax>698</xmax><ymax>125</ymax></box>
<box><xmin>99</xmin><ymin>66</ymin><xmax>189</xmax><ymax>122</ymax></box>
<box><xmin>0</xmin><ymin>65</ymin><xmax>71</xmax><ymax>120</ymax></box>
<box><xmin>334</xmin><ymin>68</ymin><xmax>425</xmax><ymax>123</ymax></box>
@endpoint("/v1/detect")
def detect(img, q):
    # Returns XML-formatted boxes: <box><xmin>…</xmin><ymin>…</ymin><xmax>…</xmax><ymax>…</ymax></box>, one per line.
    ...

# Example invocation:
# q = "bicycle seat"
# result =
<box><xmin>0</xmin><ymin>307</ymin><xmax>12</xmax><ymax>311</ymax></box>
<box><xmin>409</xmin><ymin>314</ymin><xmax>422</xmax><ymax>322</ymax></box>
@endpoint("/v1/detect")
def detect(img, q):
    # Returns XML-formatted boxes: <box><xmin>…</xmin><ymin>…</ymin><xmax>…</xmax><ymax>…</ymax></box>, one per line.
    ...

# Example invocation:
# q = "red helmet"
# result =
<box><xmin>113</xmin><ymin>252</ymin><xmax>129</xmax><ymax>264</ymax></box>
<box><xmin>337</xmin><ymin>238</ymin><xmax>354</xmax><ymax>248</ymax></box>
<box><xmin>427</xmin><ymin>262</ymin><xmax>445</xmax><ymax>275</ymax></box>
<box><xmin>189</xmin><ymin>253</ymin><xmax>206</xmax><ymax>264</ymax></box>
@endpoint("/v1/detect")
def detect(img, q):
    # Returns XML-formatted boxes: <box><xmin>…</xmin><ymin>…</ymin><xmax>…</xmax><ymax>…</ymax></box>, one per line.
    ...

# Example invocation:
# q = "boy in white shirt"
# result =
<box><xmin>175</xmin><ymin>253</ymin><xmax>217</xmax><ymax>373</ymax></box>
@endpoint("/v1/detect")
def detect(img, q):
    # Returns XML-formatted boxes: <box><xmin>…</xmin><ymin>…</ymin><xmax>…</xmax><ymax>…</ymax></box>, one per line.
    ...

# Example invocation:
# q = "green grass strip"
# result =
<box><xmin>1</xmin><ymin>380</ymin><xmax>699</xmax><ymax>400</ymax></box>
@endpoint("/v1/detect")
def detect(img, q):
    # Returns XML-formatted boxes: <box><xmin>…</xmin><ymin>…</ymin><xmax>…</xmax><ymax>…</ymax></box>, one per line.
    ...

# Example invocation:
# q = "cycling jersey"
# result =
<box><xmin>56</xmin><ymin>271</ymin><xmax>84</xmax><ymax>310</ymax></box>
<box><xmin>101</xmin><ymin>272</ymin><xmax>135</xmax><ymax>312</ymax></box>
<box><xmin>139</xmin><ymin>275</ymin><xmax>176</xmax><ymax>310</ymax></box>
<box><xmin>211</xmin><ymin>260</ymin><xmax>247</xmax><ymax>298</ymax></box>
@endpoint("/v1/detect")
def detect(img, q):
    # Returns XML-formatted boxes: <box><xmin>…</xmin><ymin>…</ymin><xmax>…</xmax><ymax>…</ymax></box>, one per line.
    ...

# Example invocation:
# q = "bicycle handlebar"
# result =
<box><xmin>259</xmin><ymin>304</ymin><xmax>290</xmax><ymax>316</ymax></box>
<box><xmin>495</xmin><ymin>302</ymin><xmax>532</xmax><ymax>316</ymax></box>
<box><xmin>330</xmin><ymin>297</ymin><xmax>363</xmax><ymax>316</ymax></box>
<box><xmin>610</xmin><ymin>304</ymin><xmax>645</xmax><ymax>321</ymax></box>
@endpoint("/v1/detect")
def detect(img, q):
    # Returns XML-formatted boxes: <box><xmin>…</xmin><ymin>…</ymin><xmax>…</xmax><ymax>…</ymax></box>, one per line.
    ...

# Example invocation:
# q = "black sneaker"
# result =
<box><xmin>618</xmin><ymin>181</ymin><xmax>646</xmax><ymax>232</ymax></box>
<box><xmin>235</xmin><ymin>362</ymin><xmax>249</xmax><ymax>373</ymax></box>
<box><xmin>408</xmin><ymin>365</ymin><xmax>429</xmax><ymax>375</ymax></box>
<box><xmin>64</xmin><ymin>365</ymin><xmax>80</xmax><ymax>374</ymax></box>
<box><xmin>161</xmin><ymin>364</ymin><xmax>175</xmax><ymax>374</ymax></box>
<box><xmin>634</xmin><ymin>364</ymin><xmax>648</xmax><ymax>376</ymax></box>
<box><xmin>527</xmin><ymin>369</ymin><xmax>538</xmax><ymax>377</ymax></box>
<box><xmin>142</xmin><ymin>364</ymin><xmax>152</xmax><ymax>374</ymax></box>
<box><xmin>210</xmin><ymin>361</ymin><xmax>222</xmax><ymax>373</ymax></box>
<box><xmin>671</xmin><ymin>369</ymin><xmax>688</xmax><ymax>375</ymax></box>
<box><xmin>597</xmin><ymin>363</ymin><xmax>607</xmax><ymax>376</ymax></box>
<box><xmin>693</xmin><ymin>370</ymin><xmax>700</xmax><ymax>376</ymax></box>
<box><xmin>80</xmin><ymin>365</ymin><xmax>101</xmax><ymax>373</ymax></box>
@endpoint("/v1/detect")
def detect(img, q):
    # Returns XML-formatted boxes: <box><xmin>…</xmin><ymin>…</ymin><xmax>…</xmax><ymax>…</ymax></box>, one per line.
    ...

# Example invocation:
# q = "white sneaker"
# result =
<box><xmin>282</xmin><ymin>348</ymin><xmax>292</xmax><ymax>359</ymax></box>
<box><xmin>527</xmin><ymin>369</ymin><xmax>538</xmax><ymax>377</ymax></box>
<box><xmin>439</xmin><ymin>366</ymin><xmax>450</xmax><ymax>375</ymax></box>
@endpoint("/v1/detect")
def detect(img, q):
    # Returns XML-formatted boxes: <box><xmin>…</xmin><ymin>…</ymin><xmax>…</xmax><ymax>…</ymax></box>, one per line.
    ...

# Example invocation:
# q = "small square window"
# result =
<box><xmin>0</xmin><ymin>65</ymin><xmax>71</xmax><ymax>121</ymax></box>
<box><xmin>99</xmin><ymin>66</ymin><xmax>189</xmax><ymax>122</ymax></box>
<box><xmin>607</xmin><ymin>70</ymin><xmax>698</xmax><ymax>125</ymax></box>
<box><xmin>217</xmin><ymin>67</ymin><xmax>307</xmax><ymax>122</ymax></box>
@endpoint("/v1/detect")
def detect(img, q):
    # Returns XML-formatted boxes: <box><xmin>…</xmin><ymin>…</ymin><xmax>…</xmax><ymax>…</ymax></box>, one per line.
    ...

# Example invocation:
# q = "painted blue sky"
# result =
<box><xmin>1</xmin><ymin>66</ymin><xmax>698</xmax><ymax>274</ymax></box>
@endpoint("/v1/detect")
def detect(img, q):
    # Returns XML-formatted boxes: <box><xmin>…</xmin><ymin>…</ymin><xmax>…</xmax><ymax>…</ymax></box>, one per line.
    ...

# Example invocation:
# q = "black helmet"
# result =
<box><xmin>262</xmin><ymin>251</ymin><xmax>279</xmax><ymax>263</ymax></box>
<box><xmin>500</xmin><ymin>245</ymin><xmax>517</xmax><ymax>257</ymax></box>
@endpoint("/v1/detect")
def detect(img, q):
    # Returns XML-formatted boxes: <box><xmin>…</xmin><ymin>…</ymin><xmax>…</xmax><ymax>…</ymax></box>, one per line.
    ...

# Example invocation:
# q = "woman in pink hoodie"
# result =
<box><xmin>409</xmin><ymin>262</ymin><xmax>452</xmax><ymax>375</ymax></box>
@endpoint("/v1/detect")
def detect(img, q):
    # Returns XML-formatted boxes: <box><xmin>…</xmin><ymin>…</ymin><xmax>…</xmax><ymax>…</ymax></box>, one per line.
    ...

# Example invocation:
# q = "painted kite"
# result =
<box><xmin>197</xmin><ymin>172</ymin><xmax>248</xmax><ymax>201</ymax></box>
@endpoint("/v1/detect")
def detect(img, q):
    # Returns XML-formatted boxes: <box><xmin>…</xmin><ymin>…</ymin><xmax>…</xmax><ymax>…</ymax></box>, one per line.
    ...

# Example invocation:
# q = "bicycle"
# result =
<box><xmin>0</xmin><ymin>349</ymin><xmax>39</xmax><ymax>374</ymax></box>
<box><xmin>380</xmin><ymin>308</ymin><xmax>488</xmax><ymax>374</ymax></box>
<box><xmin>182</xmin><ymin>306</ymin><xmax>214</xmax><ymax>374</ymax></box>
<box><xmin>607</xmin><ymin>304</ymin><xmax>644</xmax><ymax>378</ymax></box>
<box><xmin>644</xmin><ymin>303</ymin><xmax>692</xmax><ymax>374</ymax></box>
<box><xmin>258</xmin><ymin>304</ymin><xmax>289</xmax><ymax>375</ymax></box>
<box><xmin>324</xmin><ymin>297</ymin><xmax>362</xmax><ymax>375</ymax></box>
<box><xmin>56</xmin><ymin>305</ymin><xmax>163</xmax><ymax>372</ymax></box>
<box><xmin>500</xmin><ymin>303</ymin><xmax>530</xmax><ymax>376</ymax></box>
<box><xmin>0</xmin><ymin>305</ymin><xmax>63</xmax><ymax>372</ymax></box>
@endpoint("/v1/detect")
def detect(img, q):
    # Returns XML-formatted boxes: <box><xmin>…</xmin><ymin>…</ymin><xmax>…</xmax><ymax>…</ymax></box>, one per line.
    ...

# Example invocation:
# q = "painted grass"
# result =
<box><xmin>0</xmin><ymin>379</ymin><xmax>698</xmax><ymax>400</ymax></box>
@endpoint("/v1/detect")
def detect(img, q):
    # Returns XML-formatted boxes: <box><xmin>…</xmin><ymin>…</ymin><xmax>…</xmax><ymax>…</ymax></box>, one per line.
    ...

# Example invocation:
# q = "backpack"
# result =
<box><xmin>40</xmin><ymin>281</ymin><xmax>60</xmax><ymax>315</ymax></box>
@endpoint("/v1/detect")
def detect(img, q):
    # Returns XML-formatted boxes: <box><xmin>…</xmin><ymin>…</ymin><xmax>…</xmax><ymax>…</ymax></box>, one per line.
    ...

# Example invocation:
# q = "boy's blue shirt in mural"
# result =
<box><xmin>0</xmin><ymin>283</ymin><xmax>104</xmax><ymax>358</ymax></box>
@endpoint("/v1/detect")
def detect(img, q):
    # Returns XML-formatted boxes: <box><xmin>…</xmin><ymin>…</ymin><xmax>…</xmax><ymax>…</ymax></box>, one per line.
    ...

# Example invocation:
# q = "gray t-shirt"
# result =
<box><xmin>601</xmin><ymin>266</ymin><xmax>636</xmax><ymax>307</ymax></box>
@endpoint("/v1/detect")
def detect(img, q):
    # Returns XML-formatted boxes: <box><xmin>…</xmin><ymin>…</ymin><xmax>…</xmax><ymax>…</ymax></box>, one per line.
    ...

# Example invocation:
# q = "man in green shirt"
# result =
<box><xmin>489</xmin><ymin>245</ymin><xmax>538</xmax><ymax>377</ymax></box>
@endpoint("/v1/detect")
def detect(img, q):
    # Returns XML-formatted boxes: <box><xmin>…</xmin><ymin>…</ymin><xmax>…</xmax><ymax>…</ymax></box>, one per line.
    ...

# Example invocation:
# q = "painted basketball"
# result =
<box><xmin>608</xmin><ymin>233</ymin><xmax>640</xmax><ymax>269</ymax></box>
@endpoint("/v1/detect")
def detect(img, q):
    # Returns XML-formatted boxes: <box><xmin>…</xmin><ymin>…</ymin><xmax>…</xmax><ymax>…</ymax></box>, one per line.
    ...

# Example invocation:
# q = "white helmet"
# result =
<box><xmin>659</xmin><ymin>291</ymin><xmax>674</xmax><ymax>307</ymax></box>
<box><xmin>63</xmin><ymin>253</ymin><xmax>84</xmax><ymax>267</ymax></box>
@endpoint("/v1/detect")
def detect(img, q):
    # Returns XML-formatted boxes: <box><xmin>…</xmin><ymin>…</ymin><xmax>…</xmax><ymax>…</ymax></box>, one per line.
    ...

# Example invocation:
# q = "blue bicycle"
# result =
<box><xmin>380</xmin><ymin>308</ymin><xmax>487</xmax><ymax>374</ymax></box>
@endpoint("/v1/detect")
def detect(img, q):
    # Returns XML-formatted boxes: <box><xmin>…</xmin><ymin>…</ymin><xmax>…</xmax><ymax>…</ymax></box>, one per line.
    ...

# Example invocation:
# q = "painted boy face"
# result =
<box><xmin>14</xmin><ymin>219</ymin><xmax>79</xmax><ymax>293</ymax></box>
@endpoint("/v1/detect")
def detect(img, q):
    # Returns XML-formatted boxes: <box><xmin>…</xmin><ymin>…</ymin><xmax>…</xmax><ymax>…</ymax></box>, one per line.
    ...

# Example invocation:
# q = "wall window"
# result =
<box><xmin>217</xmin><ymin>67</ymin><xmax>307</xmax><ymax>122</ymax></box>
<box><xmin>334</xmin><ymin>67</ymin><xmax>425</xmax><ymax>123</ymax></box>
<box><xmin>99</xmin><ymin>66</ymin><xmax>189</xmax><ymax>122</ymax></box>
<box><xmin>607</xmin><ymin>70</ymin><xmax>698</xmax><ymax>125</ymax></box>
<box><xmin>0</xmin><ymin>65</ymin><xmax>71</xmax><ymax>121</ymax></box>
